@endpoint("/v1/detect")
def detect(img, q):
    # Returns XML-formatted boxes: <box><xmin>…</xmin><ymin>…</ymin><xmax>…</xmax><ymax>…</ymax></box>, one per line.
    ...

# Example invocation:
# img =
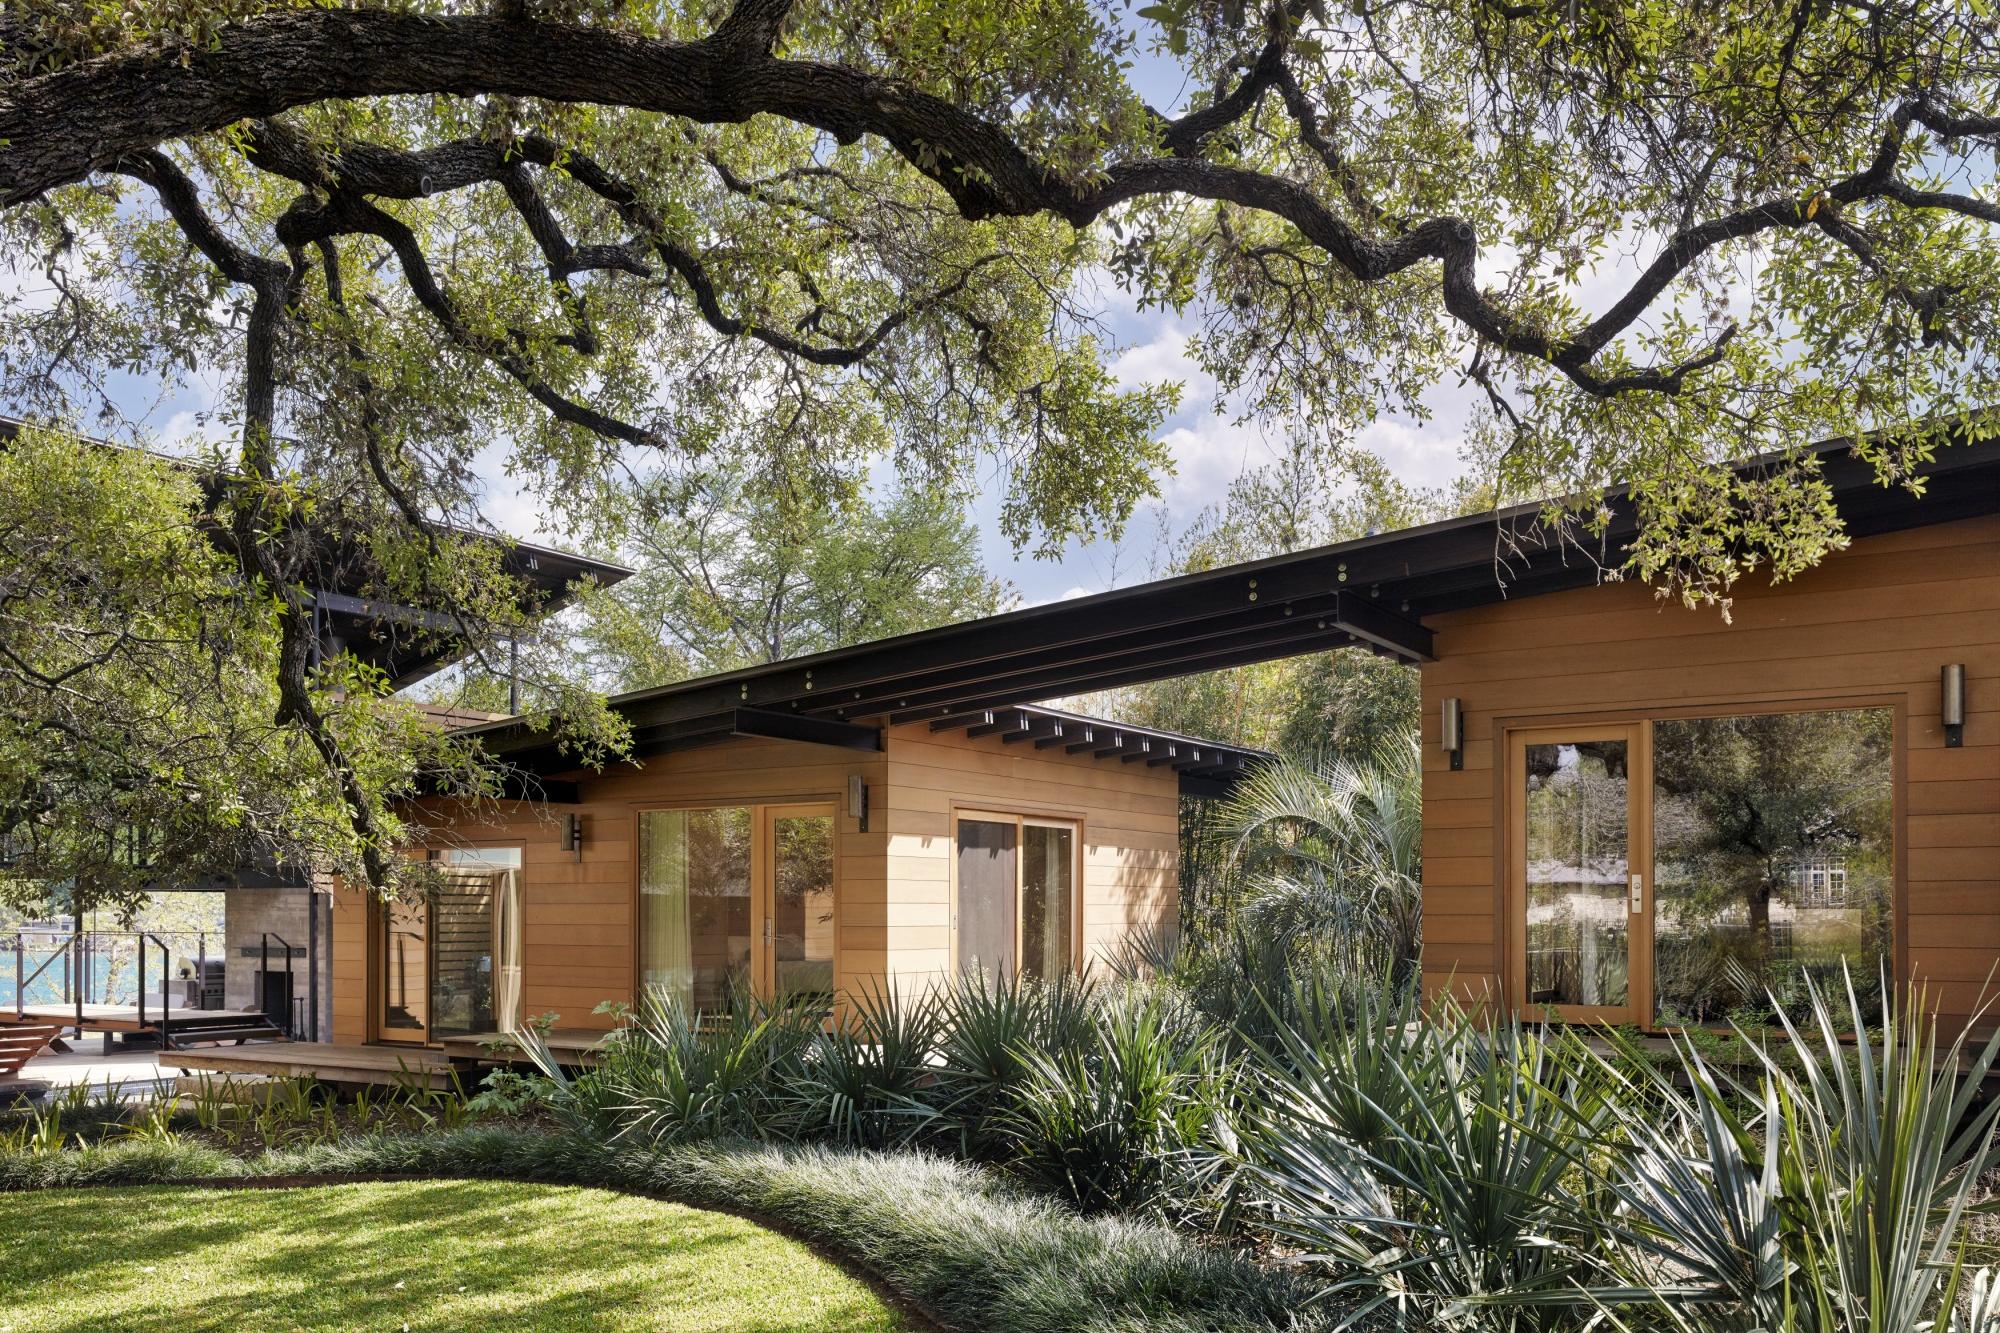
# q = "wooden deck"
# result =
<box><xmin>5</xmin><ymin>1003</ymin><xmax>264</xmax><ymax>1035</ymax></box>
<box><xmin>435</xmin><ymin>1029</ymin><xmax>610</xmax><ymax>1067</ymax></box>
<box><xmin>167</xmin><ymin>1042</ymin><xmax>457</xmax><ymax>1091</ymax></box>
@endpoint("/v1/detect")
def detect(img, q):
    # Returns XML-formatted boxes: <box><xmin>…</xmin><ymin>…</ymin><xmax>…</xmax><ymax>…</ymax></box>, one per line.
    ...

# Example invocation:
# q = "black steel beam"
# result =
<box><xmin>1063</xmin><ymin>726</ymin><xmax>1098</xmax><ymax>753</ymax></box>
<box><xmin>731</xmin><ymin>706</ymin><xmax>883</xmax><ymax>752</ymax></box>
<box><xmin>1332</xmin><ymin>590</ymin><xmax>1435</xmax><ymax>661</ymax></box>
<box><xmin>897</xmin><ymin>625</ymin><xmax>1358</xmax><ymax>729</ymax></box>
<box><xmin>887</xmin><ymin>616</ymin><xmax>1355</xmax><ymax>726</ymax></box>
<box><xmin>1008</xmin><ymin>715</ymin><xmax>1063</xmax><ymax>745</ymax></box>
<box><xmin>1120</xmin><ymin>740</ymin><xmax>1155</xmax><ymax>763</ymax></box>
<box><xmin>818</xmin><ymin>593</ymin><xmax>1343</xmax><ymax>721</ymax></box>
<box><xmin>967</xmin><ymin>710</ymin><xmax>1031</xmax><ymax>739</ymax></box>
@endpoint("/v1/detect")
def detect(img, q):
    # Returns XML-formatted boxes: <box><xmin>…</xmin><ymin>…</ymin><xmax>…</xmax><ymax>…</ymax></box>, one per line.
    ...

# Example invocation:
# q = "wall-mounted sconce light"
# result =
<box><xmin>1943</xmin><ymin>664</ymin><xmax>1966</xmax><ymax>748</ymax></box>
<box><xmin>1441</xmin><ymin>697</ymin><xmax>1464</xmax><ymax>771</ymax></box>
<box><xmin>560</xmin><ymin>812</ymin><xmax>583</xmax><ymax>860</ymax></box>
<box><xmin>847</xmin><ymin>774</ymin><xmax>870</xmax><ymax>832</ymax></box>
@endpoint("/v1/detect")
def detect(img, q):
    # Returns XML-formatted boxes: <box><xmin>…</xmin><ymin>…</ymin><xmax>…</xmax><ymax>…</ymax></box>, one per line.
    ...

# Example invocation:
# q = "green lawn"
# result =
<box><xmin>0</xmin><ymin>1179</ymin><xmax>916</xmax><ymax>1332</ymax></box>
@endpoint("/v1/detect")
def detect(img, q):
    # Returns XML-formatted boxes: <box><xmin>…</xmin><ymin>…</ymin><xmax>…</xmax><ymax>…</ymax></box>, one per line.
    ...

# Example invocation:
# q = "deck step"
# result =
<box><xmin>0</xmin><ymin>1024</ymin><xmax>60</xmax><ymax>1079</ymax></box>
<box><xmin>164</xmin><ymin>1014</ymin><xmax>287</xmax><ymax>1048</ymax></box>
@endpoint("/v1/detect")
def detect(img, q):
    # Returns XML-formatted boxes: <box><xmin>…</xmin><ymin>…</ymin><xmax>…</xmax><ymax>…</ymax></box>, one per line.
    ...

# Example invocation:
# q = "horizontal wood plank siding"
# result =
<box><xmin>880</xmin><ymin>723</ymin><xmax>1181</xmax><ymax>993</ymax></box>
<box><xmin>1419</xmin><ymin>513</ymin><xmax>2000</xmax><ymax>1031</ymax></box>
<box><xmin>332</xmin><ymin>721</ymin><xmax>1187</xmax><ymax>1040</ymax></box>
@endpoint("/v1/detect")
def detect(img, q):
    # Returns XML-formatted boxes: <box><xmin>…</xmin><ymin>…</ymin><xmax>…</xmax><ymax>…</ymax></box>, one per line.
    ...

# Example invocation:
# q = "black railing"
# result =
<box><xmin>134</xmin><ymin>932</ymin><xmax>171</xmax><ymax>1036</ymax></box>
<box><xmin>262</xmin><ymin>932</ymin><xmax>296</xmax><ymax>1037</ymax></box>
<box><xmin>11</xmin><ymin>931</ymin><xmax>73</xmax><ymax>1021</ymax></box>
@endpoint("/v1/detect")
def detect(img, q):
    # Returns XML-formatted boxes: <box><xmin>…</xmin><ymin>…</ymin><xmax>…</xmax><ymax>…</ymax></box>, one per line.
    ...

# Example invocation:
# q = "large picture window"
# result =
<box><xmin>954</xmin><ymin>812</ymin><xmax>1077</xmax><ymax>985</ymax></box>
<box><xmin>1652</xmin><ymin>707</ymin><xmax>1894</xmax><ymax>1027</ymax></box>
<box><xmin>639</xmin><ymin>803</ymin><xmax>838</xmax><ymax>1016</ymax></box>
<box><xmin>639</xmin><ymin>806</ymin><xmax>752</xmax><ymax>1013</ymax></box>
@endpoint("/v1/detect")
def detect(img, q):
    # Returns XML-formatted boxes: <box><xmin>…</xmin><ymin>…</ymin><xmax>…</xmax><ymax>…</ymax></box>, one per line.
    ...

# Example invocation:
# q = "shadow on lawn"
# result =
<box><xmin>13</xmin><ymin>1179</ymin><xmax>907</xmax><ymax>1333</ymax></box>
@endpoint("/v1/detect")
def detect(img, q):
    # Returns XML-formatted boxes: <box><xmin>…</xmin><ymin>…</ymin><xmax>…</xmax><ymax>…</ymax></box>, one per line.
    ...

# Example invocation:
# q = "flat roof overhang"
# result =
<box><xmin>463</xmin><ymin>428</ymin><xmax>2000</xmax><ymax>783</ymax></box>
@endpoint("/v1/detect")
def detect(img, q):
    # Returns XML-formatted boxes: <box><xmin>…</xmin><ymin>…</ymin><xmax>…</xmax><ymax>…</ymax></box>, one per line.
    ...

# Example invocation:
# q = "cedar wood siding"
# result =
<box><xmin>879</xmin><ymin>720</ymin><xmax>1181</xmax><ymax>991</ymax></box>
<box><xmin>1418</xmin><ymin>512</ymin><xmax>2000</xmax><ymax>1031</ymax></box>
<box><xmin>332</xmin><ymin>724</ymin><xmax>1180</xmax><ymax>1043</ymax></box>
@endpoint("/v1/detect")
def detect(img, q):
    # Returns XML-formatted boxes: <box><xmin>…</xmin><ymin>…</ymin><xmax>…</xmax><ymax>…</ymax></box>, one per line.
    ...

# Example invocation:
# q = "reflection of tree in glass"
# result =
<box><xmin>687</xmin><ymin>809</ymin><xmax>752</xmax><ymax>899</ymax></box>
<box><xmin>1653</xmin><ymin>709</ymin><xmax>1892</xmax><ymax>1025</ymax></box>
<box><xmin>774</xmin><ymin>817</ymin><xmax>834</xmax><ymax>913</ymax></box>
<box><xmin>1524</xmin><ymin>742</ymin><xmax>1630</xmax><ymax>1008</ymax></box>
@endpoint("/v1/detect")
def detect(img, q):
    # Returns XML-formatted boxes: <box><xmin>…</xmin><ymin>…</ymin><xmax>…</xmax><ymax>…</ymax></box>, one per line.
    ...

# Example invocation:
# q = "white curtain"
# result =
<box><xmin>494</xmin><ymin>869</ymin><xmax>523</xmax><ymax>1034</ymax></box>
<box><xmin>639</xmin><ymin>810</ymin><xmax>694</xmax><ymax>1010</ymax></box>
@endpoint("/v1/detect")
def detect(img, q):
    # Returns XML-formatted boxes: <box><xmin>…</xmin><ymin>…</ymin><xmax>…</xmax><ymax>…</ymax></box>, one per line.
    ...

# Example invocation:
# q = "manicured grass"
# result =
<box><xmin>1</xmin><ymin>1179</ymin><xmax>914</xmax><ymax>1332</ymax></box>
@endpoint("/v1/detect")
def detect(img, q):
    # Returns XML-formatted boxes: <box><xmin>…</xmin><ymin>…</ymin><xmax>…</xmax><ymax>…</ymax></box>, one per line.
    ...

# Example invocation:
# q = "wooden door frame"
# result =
<box><xmin>626</xmin><ymin>797</ymin><xmax>842</xmax><ymax>1007</ymax></box>
<box><xmin>1497</xmin><ymin>692</ymin><xmax>1904</xmax><ymax>1031</ymax></box>
<box><xmin>368</xmin><ymin>893</ymin><xmax>433</xmax><ymax>1046</ymax></box>
<box><xmin>755</xmin><ymin>802</ymin><xmax>840</xmax><ymax>998</ymax></box>
<box><xmin>1503</xmin><ymin>721</ymin><xmax>1651</xmax><ymax>1026</ymax></box>
<box><xmin>370</xmin><ymin>840</ymin><xmax>526</xmax><ymax>1046</ymax></box>
<box><xmin>947</xmin><ymin>806</ymin><xmax>1087</xmax><ymax>977</ymax></box>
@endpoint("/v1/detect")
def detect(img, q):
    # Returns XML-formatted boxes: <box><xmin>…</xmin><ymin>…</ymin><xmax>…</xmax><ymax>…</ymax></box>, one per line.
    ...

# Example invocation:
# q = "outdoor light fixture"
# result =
<box><xmin>560</xmin><ymin>812</ymin><xmax>583</xmax><ymax>859</ymax></box>
<box><xmin>1943</xmin><ymin>663</ymin><xmax>1966</xmax><ymax>748</ymax></box>
<box><xmin>847</xmin><ymin>774</ymin><xmax>870</xmax><ymax>832</ymax></box>
<box><xmin>1441</xmin><ymin>697</ymin><xmax>1464</xmax><ymax>771</ymax></box>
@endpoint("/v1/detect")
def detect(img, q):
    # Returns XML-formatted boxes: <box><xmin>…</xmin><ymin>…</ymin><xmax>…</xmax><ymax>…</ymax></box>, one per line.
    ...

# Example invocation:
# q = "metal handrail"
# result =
<box><xmin>135</xmin><ymin>932</ymin><xmax>171</xmax><ymax>1036</ymax></box>
<box><xmin>12</xmin><ymin>932</ymin><xmax>74</xmax><ymax>1020</ymax></box>
<box><xmin>262</xmin><ymin>932</ymin><xmax>296</xmax><ymax>1037</ymax></box>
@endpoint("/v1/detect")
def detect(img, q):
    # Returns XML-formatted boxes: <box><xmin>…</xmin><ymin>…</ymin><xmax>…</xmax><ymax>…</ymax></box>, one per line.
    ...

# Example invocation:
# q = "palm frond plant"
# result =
<box><xmin>1212</xmin><ymin>741</ymin><xmax>1422</xmax><ymax>993</ymax></box>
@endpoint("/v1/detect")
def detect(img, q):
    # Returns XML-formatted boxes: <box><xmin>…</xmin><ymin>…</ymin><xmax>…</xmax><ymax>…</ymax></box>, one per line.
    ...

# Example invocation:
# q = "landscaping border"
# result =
<box><xmin>0</xmin><ymin>1128</ymin><xmax>1327</xmax><ymax>1333</ymax></box>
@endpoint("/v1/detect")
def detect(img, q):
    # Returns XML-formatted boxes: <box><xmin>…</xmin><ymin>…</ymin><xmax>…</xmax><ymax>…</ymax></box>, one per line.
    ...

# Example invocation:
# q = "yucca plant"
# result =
<box><xmin>998</xmin><ymin>987</ymin><xmax>1229</xmax><ymax>1218</ymax></box>
<box><xmin>930</xmin><ymin>970</ymin><xmax>1098</xmax><ymax>1157</ymax></box>
<box><xmin>772</xmin><ymin>981</ymin><xmax>943</xmax><ymax>1150</ymax></box>
<box><xmin>555</xmin><ymin>984</ymin><xmax>818</xmax><ymax>1144</ymax></box>
<box><xmin>1575</xmin><ymin>971</ymin><xmax>2000</xmax><ymax>1331</ymax></box>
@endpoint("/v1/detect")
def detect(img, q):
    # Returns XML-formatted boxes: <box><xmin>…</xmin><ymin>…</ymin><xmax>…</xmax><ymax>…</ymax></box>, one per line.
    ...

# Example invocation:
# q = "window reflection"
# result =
<box><xmin>1524</xmin><ymin>740</ymin><xmax>1631</xmax><ymax>1009</ymax></box>
<box><xmin>1652</xmin><ymin>708</ymin><xmax>1893</xmax><ymax>1027</ymax></box>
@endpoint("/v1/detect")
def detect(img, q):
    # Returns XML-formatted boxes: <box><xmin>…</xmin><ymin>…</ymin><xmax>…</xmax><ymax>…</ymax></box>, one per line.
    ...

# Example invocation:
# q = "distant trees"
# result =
<box><xmin>579</xmin><ymin>465</ymin><xmax>1012</xmax><ymax>690</ymax></box>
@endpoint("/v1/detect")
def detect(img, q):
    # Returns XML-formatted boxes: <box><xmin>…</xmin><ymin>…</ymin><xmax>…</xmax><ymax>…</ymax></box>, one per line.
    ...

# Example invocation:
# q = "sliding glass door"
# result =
<box><xmin>1509</xmin><ymin>707</ymin><xmax>1896</xmax><ymax>1029</ymax></box>
<box><xmin>954</xmin><ymin>811</ymin><xmax>1078</xmax><ymax>986</ymax></box>
<box><xmin>638</xmin><ymin>803</ymin><xmax>838</xmax><ymax>1017</ymax></box>
<box><xmin>375</xmin><ymin>846</ymin><xmax>522</xmax><ymax>1044</ymax></box>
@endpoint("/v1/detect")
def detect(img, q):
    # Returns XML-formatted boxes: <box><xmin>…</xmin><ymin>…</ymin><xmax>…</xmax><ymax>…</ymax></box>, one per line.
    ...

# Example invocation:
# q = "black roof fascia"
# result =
<box><xmin>463</xmin><ymin>428</ymin><xmax>2000</xmax><ymax>770</ymax></box>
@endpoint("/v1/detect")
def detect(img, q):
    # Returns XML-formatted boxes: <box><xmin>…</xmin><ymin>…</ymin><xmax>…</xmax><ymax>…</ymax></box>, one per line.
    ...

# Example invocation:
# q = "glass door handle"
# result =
<box><xmin>1629</xmin><ymin>873</ymin><xmax>1644</xmax><ymax>913</ymax></box>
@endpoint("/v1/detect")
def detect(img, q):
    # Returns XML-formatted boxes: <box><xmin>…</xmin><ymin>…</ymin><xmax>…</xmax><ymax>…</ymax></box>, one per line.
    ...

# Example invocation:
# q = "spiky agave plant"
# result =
<box><xmin>772</xmin><ymin>980</ymin><xmax>944</xmax><ymax>1150</ymax></box>
<box><xmin>1575</xmin><ymin>971</ymin><xmax>2000</xmax><ymax>1331</ymax></box>
<box><xmin>998</xmin><ymin>985</ymin><xmax>1232</xmax><ymax>1218</ymax></box>
<box><xmin>930</xmin><ymin>970</ymin><xmax>1099</xmax><ymax>1157</ymax></box>
<box><xmin>1234</xmin><ymin>989</ymin><xmax>1611</xmax><ymax>1330</ymax></box>
<box><xmin>536</xmin><ymin>984</ymin><xmax>818</xmax><ymax>1145</ymax></box>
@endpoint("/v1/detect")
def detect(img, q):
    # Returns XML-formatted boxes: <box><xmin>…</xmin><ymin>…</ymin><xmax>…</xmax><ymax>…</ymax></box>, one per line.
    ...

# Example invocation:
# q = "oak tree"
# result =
<box><xmin>1</xmin><ymin>0</ymin><xmax>1993</xmax><ymax>887</ymax></box>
